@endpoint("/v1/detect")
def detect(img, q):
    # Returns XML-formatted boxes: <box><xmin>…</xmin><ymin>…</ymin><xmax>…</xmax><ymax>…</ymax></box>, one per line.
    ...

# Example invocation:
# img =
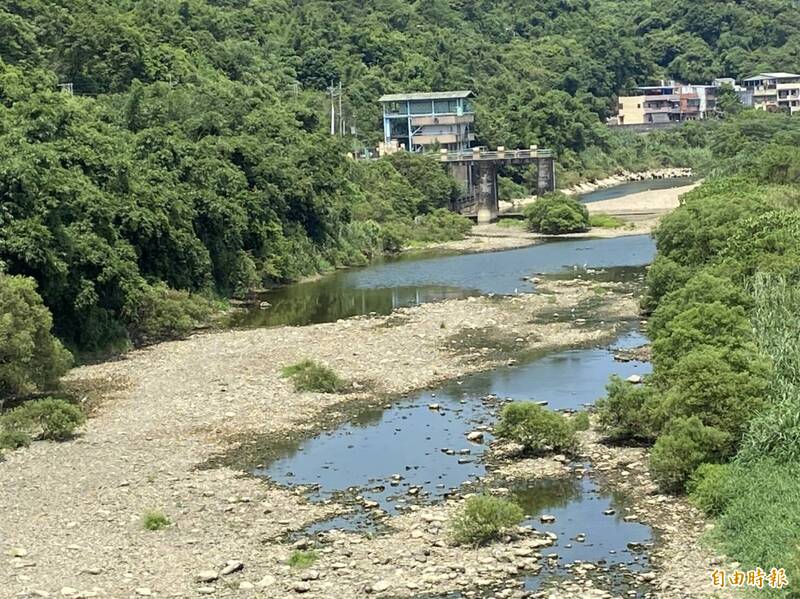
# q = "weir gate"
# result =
<box><xmin>440</xmin><ymin>147</ymin><xmax>556</xmax><ymax>223</ymax></box>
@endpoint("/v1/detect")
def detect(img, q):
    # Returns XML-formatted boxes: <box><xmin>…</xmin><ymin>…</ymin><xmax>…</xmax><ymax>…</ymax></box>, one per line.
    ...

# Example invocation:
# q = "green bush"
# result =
<box><xmin>1</xmin><ymin>398</ymin><xmax>86</xmax><ymax>441</ymax></box>
<box><xmin>524</xmin><ymin>193</ymin><xmax>590</xmax><ymax>234</ymax></box>
<box><xmin>288</xmin><ymin>550</ymin><xmax>319</xmax><ymax>568</ymax></box>
<box><xmin>687</xmin><ymin>463</ymin><xmax>736</xmax><ymax>516</ymax></box>
<box><xmin>572</xmin><ymin>411</ymin><xmax>590</xmax><ymax>432</ymax></box>
<box><xmin>126</xmin><ymin>283</ymin><xmax>216</xmax><ymax>346</ymax></box>
<box><xmin>651</xmin><ymin>302</ymin><xmax>757</xmax><ymax>374</ymax></box>
<box><xmin>449</xmin><ymin>494</ymin><xmax>524</xmax><ymax>546</ymax></box>
<box><xmin>142</xmin><ymin>510</ymin><xmax>170</xmax><ymax>531</ymax></box>
<box><xmin>0</xmin><ymin>272</ymin><xmax>72</xmax><ymax>401</ymax></box>
<box><xmin>595</xmin><ymin>375</ymin><xmax>661</xmax><ymax>442</ymax></box>
<box><xmin>646</xmin><ymin>270</ymin><xmax>751</xmax><ymax>342</ymax></box>
<box><xmin>649</xmin><ymin>416</ymin><xmax>731</xmax><ymax>493</ymax></box>
<box><xmin>662</xmin><ymin>346</ymin><xmax>771</xmax><ymax>443</ymax></box>
<box><xmin>641</xmin><ymin>256</ymin><xmax>694</xmax><ymax>313</ymax></box>
<box><xmin>0</xmin><ymin>430</ymin><xmax>31</xmax><ymax>450</ymax></box>
<box><xmin>409</xmin><ymin>209</ymin><xmax>473</xmax><ymax>244</ymax></box>
<box><xmin>281</xmin><ymin>359</ymin><xmax>346</xmax><ymax>393</ymax></box>
<box><xmin>495</xmin><ymin>402</ymin><xmax>579</xmax><ymax>455</ymax></box>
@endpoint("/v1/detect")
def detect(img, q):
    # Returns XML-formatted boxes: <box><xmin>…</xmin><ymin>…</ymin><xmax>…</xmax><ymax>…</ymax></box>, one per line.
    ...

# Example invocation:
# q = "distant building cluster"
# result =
<box><xmin>612</xmin><ymin>72</ymin><xmax>800</xmax><ymax>126</ymax></box>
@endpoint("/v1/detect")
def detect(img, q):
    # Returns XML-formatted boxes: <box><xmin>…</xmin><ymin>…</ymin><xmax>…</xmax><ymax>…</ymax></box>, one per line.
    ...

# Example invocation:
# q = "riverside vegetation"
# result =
<box><xmin>3</xmin><ymin>0</ymin><xmax>800</xmax><ymax>371</ymax></box>
<box><xmin>595</xmin><ymin>111</ymin><xmax>800</xmax><ymax>593</ymax></box>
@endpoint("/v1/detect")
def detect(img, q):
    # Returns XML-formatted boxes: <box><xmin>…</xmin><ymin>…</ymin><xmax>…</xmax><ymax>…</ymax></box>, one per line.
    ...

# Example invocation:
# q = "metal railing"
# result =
<box><xmin>438</xmin><ymin>147</ymin><xmax>554</xmax><ymax>162</ymax></box>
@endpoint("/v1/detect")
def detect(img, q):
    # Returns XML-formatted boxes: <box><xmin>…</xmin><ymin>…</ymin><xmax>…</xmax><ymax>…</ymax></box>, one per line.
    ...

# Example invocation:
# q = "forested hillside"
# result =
<box><xmin>1</xmin><ymin>0</ymin><xmax>800</xmax><ymax>364</ymax></box>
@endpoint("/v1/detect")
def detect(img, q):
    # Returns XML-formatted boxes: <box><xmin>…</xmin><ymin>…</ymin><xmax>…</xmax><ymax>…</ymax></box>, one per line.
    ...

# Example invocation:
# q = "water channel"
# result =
<box><xmin>242</xmin><ymin>180</ymin><xmax>685</xmax><ymax>594</ymax></box>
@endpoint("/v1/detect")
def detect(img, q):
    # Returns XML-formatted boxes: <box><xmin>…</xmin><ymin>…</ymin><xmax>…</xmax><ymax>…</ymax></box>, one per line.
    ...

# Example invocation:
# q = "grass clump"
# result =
<box><xmin>0</xmin><ymin>398</ymin><xmax>85</xmax><ymax>447</ymax></box>
<box><xmin>572</xmin><ymin>411</ymin><xmax>590</xmax><ymax>432</ymax></box>
<box><xmin>142</xmin><ymin>510</ymin><xmax>170</xmax><ymax>531</ymax></box>
<box><xmin>288</xmin><ymin>550</ymin><xmax>318</xmax><ymax>568</ymax></box>
<box><xmin>281</xmin><ymin>359</ymin><xmax>345</xmax><ymax>393</ymax></box>
<box><xmin>496</xmin><ymin>218</ymin><xmax>527</xmax><ymax>229</ymax></box>
<box><xmin>589</xmin><ymin>213</ymin><xmax>625</xmax><ymax>228</ymax></box>
<box><xmin>494</xmin><ymin>402</ymin><xmax>579</xmax><ymax>455</ymax></box>
<box><xmin>450</xmin><ymin>495</ymin><xmax>524</xmax><ymax>546</ymax></box>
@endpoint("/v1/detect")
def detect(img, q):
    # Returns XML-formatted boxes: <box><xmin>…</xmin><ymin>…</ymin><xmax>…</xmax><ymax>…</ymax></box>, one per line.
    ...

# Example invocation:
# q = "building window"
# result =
<box><xmin>434</xmin><ymin>99</ymin><xmax>458</xmax><ymax>114</ymax></box>
<box><xmin>384</xmin><ymin>101</ymin><xmax>407</xmax><ymax>115</ymax></box>
<box><xmin>409</xmin><ymin>100</ymin><xmax>433</xmax><ymax>114</ymax></box>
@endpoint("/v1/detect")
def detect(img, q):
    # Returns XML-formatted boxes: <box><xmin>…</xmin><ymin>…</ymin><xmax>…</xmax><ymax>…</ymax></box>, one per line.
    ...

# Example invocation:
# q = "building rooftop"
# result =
<box><xmin>742</xmin><ymin>72</ymin><xmax>800</xmax><ymax>81</ymax></box>
<box><xmin>378</xmin><ymin>90</ymin><xmax>474</xmax><ymax>102</ymax></box>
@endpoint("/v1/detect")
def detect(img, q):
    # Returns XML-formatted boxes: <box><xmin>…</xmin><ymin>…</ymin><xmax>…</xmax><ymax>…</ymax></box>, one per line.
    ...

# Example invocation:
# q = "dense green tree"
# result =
<box><xmin>0</xmin><ymin>271</ymin><xmax>71</xmax><ymax>400</ymax></box>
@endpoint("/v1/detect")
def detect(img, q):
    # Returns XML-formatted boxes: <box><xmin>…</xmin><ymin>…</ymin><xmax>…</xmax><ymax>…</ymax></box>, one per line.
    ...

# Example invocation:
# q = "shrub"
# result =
<box><xmin>0</xmin><ymin>272</ymin><xmax>72</xmax><ymax>401</ymax></box>
<box><xmin>596</xmin><ymin>376</ymin><xmax>661</xmax><ymax>442</ymax></box>
<box><xmin>126</xmin><ymin>283</ymin><xmax>216</xmax><ymax>346</ymax></box>
<box><xmin>524</xmin><ymin>193</ymin><xmax>590</xmax><ymax>234</ymax></box>
<box><xmin>572</xmin><ymin>411</ymin><xmax>590</xmax><ymax>432</ymax></box>
<box><xmin>288</xmin><ymin>550</ymin><xmax>319</xmax><ymax>568</ymax></box>
<box><xmin>649</xmin><ymin>416</ymin><xmax>731</xmax><ymax>493</ymax></box>
<box><xmin>589</xmin><ymin>213</ymin><xmax>625</xmax><ymax>228</ymax></box>
<box><xmin>651</xmin><ymin>302</ymin><xmax>756</xmax><ymax>374</ymax></box>
<box><xmin>281</xmin><ymin>359</ymin><xmax>346</xmax><ymax>393</ymax></box>
<box><xmin>0</xmin><ymin>430</ymin><xmax>31</xmax><ymax>450</ymax></box>
<box><xmin>450</xmin><ymin>495</ymin><xmax>524</xmax><ymax>546</ymax></box>
<box><xmin>646</xmin><ymin>270</ymin><xmax>751</xmax><ymax>342</ymax></box>
<box><xmin>142</xmin><ymin>510</ymin><xmax>170</xmax><ymax>531</ymax></box>
<box><xmin>687</xmin><ymin>463</ymin><xmax>736</xmax><ymax>516</ymax></box>
<box><xmin>641</xmin><ymin>255</ymin><xmax>694</xmax><ymax>313</ymax></box>
<box><xmin>1</xmin><ymin>398</ymin><xmax>85</xmax><ymax>441</ymax></box>
<box><xmin>494</xmin><ymin>402</ymin><xmax>579</xmax><ymax>455</ymax></box>
<box><xmin>662</xmin><ymin>347</ymin><xmax>770</xmax><ymax>443</ymax></box>
<box><xmin>409</xmin><ymin>209</ymin><xmax>473</xmax><ymax>243</ymax></box>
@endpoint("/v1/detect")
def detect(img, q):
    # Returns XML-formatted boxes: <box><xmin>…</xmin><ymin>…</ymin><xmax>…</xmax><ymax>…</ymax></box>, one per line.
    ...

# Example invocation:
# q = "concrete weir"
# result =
<box><xmin>443</xmin><ymin>147</ymin><xmax>556</xmax><ymax>222</ymax></box>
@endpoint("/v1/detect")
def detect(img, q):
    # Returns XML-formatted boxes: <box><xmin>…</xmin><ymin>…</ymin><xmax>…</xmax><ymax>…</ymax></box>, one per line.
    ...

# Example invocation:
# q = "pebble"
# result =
<box><xmin>466</xmin><ymin>431</ymin><xmax>484</xmax><ymax>442</ymax></box>
<box><xmin>239</xmin><ymin>582</ymin><xmax>254</xmax><ymax>590</ymax></box>
<box><xmin>198</xmin><ymin>587</ymin><xmax>215</xmax><ymax>595</ymax></box>
<box><xmin>60</xmin><ymin>590</ymin><xmax>78</xmax><ymax>597</ymax></box>
<box><xmin>196</xmin><ymin>571</ymin><xmax>218</xmax><ymax>583</ymax></box>
<box><xmin>256</xmin><ymin>575</ymin><xmax>276</xmax><ymax>588</ymax></box>
<box><xmin>372</xmin><ymin>580</ymin><xmax>391</xmax><ymax>593</ymax></box>
<box><xmin>300</xmin><ymin>570</ymin><xmax>319</xmax><ymax>581</ymax></box>
<box><xmin>221</xmin><ymin>560</ymin><xmax>244</xmax><ymax>576</ymax></box>
<box><xmin>135</xmin><ymin>589</ymin><xmax>152</xmax><ymax>597</ymax></box>
<box><xmin>293</xmin><ymin>582</ymin><xmax>311</xmax><ymax>593</ymax></box>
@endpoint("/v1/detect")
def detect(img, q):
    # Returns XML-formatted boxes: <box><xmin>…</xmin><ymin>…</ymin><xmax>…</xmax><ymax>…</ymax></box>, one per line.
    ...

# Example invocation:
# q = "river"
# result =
<box><xmin>233</xmin><ymin>181</ymin><xmax>675</xmax><ymax>595</ymax></box>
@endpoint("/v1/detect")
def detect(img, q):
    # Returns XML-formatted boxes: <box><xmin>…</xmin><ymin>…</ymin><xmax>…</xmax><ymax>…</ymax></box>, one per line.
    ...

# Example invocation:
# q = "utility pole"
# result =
<box><xmin>338</xmin><ymin>81</ymin><xmax>344</xmax><ymax>136</ymax></box>
<box><xmin>328</xmin><ymin>82</ymin><xmax>336</xmax><ymax>136</ymax></box>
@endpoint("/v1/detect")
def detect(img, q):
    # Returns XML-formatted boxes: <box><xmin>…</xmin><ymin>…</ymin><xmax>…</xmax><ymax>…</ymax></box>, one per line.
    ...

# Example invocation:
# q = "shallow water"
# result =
<box><xmin>232</xmin><ymin>235</ymin><xmax>656</xmax><ymax>328</ymax></box>
<box><xmin>579</xmin><ymin>177</ymin><xmax>694</xmax><ymax>204</ymax></box>
<box><xmin>255</xmin><ymin>330</ymin><xmax>650</xmax><ymax>524</ymax></box>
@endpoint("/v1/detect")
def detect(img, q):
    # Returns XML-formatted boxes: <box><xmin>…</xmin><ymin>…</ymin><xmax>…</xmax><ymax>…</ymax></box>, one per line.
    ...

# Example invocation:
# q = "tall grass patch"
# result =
<box><xmin>281</xmin><ymin>359</ymin><xmax>346</xmax><ymax>393</ymax></box>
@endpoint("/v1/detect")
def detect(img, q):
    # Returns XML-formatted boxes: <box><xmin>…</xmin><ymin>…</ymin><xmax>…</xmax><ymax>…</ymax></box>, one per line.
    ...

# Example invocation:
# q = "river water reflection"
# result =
<box><xmin>233</xmin><ymin>235</ymin><xmax>656</xmax><ymax>328</ymax></box>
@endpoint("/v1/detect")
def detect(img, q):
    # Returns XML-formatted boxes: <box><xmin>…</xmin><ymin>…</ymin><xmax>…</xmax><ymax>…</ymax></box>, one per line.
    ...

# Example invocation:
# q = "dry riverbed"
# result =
<box><xmin>0</xmin><ymin>276</ymin><xmax>724</xmax><ymax>599</ymax></box>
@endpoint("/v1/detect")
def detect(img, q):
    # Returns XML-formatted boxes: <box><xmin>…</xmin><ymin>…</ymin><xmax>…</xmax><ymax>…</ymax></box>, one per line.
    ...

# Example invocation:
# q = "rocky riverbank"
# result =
<box><xmin>562</xmin><ymin>168</ymin><xmax>694</xmax><ymax>196</ymax></box>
